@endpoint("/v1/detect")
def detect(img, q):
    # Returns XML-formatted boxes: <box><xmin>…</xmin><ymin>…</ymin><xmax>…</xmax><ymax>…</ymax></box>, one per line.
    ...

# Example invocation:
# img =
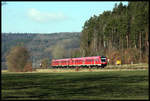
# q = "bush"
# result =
<box><xmin>41</xmin><ymin>58</ymin><xmax>49</xmax><ymax>69</ymax></box>
<box><xmin>123</xmin><ymin>48</ymin><xmax>140</xmax><ymax>64</ymax></box>
<box><xmin>23</xmin><ymin>62</ymin><xmax>32</xmax><ymax>72</ymax></box>
<box><xmin>106</xmin><ymin>48</ymin><xmax>141</xmax><ymax>65</ymax></box>
<box><xmin>6</xmin><ymin>45</ymin><xmax>30</xmax><ymax>72</ymax></box>
<box><xmin>106</xmin><ymin>49</ymin><xmax>121</xmax><ymax>65</ymax></box>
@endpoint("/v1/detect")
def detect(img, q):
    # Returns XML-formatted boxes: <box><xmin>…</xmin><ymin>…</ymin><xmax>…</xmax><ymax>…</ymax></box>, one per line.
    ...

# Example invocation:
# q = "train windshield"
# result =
<box><xmin>101</xmin><ymin>56</ymin><xmax>106</xmax><ymax>62</ymax></box>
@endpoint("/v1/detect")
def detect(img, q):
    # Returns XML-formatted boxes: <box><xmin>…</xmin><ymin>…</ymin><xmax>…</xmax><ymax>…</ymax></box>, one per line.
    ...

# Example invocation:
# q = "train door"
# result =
<box><xmin>91</xmin><ymin>58</ymin><xmax>94</xmax><ymax>65</ymax></box>
<box><xmin>67</xmin><ymin>60</ymin><xmax>69</xmax><ymax>68</ymax></box>
<box><xmin>94</xmin><ymin>58</ymin><xmax>98</xmax><ymax>67</ymax></box>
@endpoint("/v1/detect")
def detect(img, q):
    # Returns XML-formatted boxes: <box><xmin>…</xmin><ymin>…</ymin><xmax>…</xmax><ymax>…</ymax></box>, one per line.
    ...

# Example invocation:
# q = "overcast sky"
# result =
<box><xmin>2</xmin><ymin>1</ymin><xmax>128</xmax><ymax>33</ymax></box>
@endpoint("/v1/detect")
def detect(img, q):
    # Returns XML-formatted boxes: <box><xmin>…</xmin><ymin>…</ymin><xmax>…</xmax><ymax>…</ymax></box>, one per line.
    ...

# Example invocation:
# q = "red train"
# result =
<box><xmin>51</xmin><ymin>56</ymin><xmax>107</xmax><ymax>68</ymax></box>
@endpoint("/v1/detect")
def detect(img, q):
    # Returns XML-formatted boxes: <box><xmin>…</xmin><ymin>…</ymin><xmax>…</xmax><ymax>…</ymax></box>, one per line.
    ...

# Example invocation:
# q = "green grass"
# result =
<box><xmin>2</xmin><ymin>70</ymin><xmax>149</xmax><ymax>100</ymax></box>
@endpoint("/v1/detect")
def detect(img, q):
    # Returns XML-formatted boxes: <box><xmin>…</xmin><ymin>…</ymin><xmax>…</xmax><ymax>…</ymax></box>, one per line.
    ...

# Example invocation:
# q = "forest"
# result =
<box><xmin>80</xmin><ymin>1</ymin><xmax>149</xmax><ymax>64</ymax></box>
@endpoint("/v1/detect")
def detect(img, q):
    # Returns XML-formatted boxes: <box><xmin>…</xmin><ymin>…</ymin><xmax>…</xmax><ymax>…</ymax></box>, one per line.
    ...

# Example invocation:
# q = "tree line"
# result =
<box><xmin>79</xmin><ymin>1</ymin><xmax>149</xmax><ymax>64</ymax></box>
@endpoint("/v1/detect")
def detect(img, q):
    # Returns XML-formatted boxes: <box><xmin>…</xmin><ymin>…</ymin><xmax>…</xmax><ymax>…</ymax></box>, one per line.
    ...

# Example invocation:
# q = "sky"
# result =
<box><xmin>2</xmin><ymin>1</ymin><xmax>128</xmax><ymax>33</ymax></box>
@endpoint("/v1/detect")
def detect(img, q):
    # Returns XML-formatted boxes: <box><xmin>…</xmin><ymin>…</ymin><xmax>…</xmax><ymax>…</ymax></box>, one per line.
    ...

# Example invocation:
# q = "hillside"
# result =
<box><xmin>2</xmin><ymin>32</ymin><xmax>81</xmax><ymax>69</ymax></box>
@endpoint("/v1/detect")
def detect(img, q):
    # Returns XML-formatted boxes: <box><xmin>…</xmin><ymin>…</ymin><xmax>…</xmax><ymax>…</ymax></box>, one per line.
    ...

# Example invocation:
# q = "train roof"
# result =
<box><xmin>52</xmin><ymin>56</ymin><xmax>105</xmax><ymax>61</ymax></box>
<box><xmin>72</xmin><ymin>56</ymin><xmax>100</xmax><ymax>60</ymax></box>
<box><xmin>52</xmin><ymin>58</ymin><xmax>70</xmax><ymax>61</ymax></box>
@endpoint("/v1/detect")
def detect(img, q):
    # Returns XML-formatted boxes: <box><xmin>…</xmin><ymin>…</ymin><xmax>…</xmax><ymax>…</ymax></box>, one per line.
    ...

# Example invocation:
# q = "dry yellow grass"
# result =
<box><xmin>2</xmin><ymin>68</ymin><xmax>147</xmax><ymax>74</ymax></box>
<box><xmin>26</xmin><ymin>68</ymin><xmax>148</xmax><ymax>73</ymax></box>
<box><xmin>2</xmin><ymin>63</ymin><xmax>148</xmax><ymax>74</ymax></box>
<box><xmin>1</xmin><ymin>70</ymin><xmax>8</xmax><ymax>73</ymax></box>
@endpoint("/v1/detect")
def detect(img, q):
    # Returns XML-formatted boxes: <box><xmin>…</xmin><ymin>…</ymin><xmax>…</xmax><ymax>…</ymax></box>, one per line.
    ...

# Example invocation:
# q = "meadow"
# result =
<box><xmin>2</xmin><ymin>70</ymin><xmax>149</xmax><ymax>100</ymax></box>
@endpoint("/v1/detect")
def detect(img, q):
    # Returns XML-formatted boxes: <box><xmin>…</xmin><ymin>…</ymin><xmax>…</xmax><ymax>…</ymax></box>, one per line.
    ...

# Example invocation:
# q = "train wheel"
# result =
<box><xmin>101</xmin><ymin>66</ymin><xmax>104</xmax><ymax>68</ymax></box>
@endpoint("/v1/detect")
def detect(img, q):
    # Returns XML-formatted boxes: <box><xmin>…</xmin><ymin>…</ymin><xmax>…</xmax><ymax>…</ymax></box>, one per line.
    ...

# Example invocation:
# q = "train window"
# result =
<box><xmin>101</xmin><ymin>58</ymin><xmax>106</xmax><ymax>62</ymax></box>
<box><xmin>86</xmin><ymin>59</ymin><xmax>92</xmax><ymax>62</ymax></box>
<box><xmin>95</xmin><ymin>59</ymin><xmax>99</xmax><ymax>62</ymax></box>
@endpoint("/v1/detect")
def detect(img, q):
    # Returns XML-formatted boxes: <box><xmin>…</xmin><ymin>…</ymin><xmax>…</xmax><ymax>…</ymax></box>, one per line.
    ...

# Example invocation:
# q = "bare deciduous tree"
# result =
<box><xmin>6</xmin><ymin>45</ymin><xmax>30</xmax><ymax>72</ymax></box>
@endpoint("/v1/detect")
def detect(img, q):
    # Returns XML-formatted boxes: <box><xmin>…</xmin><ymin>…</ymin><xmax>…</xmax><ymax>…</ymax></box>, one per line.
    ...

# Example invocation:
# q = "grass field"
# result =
<box><xmin>2</xmin><ymin>70</ymin><xmax>149</xmax><ymax>100</ymax></box>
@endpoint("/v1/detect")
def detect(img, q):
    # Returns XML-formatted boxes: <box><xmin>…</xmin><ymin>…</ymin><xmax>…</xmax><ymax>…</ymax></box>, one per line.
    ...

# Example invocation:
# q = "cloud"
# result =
<box><xmin>27</xmin><ymin>8</ymin><xmax>67</xmax><ymax>23</ymax></box>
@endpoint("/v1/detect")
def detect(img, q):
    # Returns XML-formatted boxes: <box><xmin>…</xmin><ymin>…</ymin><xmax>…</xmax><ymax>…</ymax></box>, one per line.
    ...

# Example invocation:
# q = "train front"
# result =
<box><xmin>100</xmin><ymin>56</ymin><xmax>107</xmax><ymax>67</ymax></box>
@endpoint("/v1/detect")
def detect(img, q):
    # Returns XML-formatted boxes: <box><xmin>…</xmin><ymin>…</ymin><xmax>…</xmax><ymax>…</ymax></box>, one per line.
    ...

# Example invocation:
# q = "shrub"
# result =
<box><xmin>41</xmin><ymin>58</ymin><xmax>49</xmax><ymax>69</ymax></box>
<box><xmin>123</xmin><ymin>48</ymin><xmax>140</xmax><ymax>64</ymax></box>
<box><xmin>106</xmin><ymin>48</ymin><xmax>142</xmax><ymax>65</ymax></box>
<box><xmin>23</xmin><ymin>62</ymin><xmax>32</xmax><ymax>72</ymax></box>
<box><xmin>6</xmin><ymin>45</ymin><xmax>30</xmax><ymax>72</ymax></box>
<box><xmin>107</xmin><ymin>49</ymin><xmax>121</xmax><ymax>65</ymax></box>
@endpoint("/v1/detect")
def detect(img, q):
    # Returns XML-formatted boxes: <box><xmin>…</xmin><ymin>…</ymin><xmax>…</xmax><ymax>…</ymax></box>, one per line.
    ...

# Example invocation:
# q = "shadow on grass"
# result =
<box><xmin>2</xmin><ymin>71</ymin><xmax>148</xmax><ymax>100</ymax></box>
